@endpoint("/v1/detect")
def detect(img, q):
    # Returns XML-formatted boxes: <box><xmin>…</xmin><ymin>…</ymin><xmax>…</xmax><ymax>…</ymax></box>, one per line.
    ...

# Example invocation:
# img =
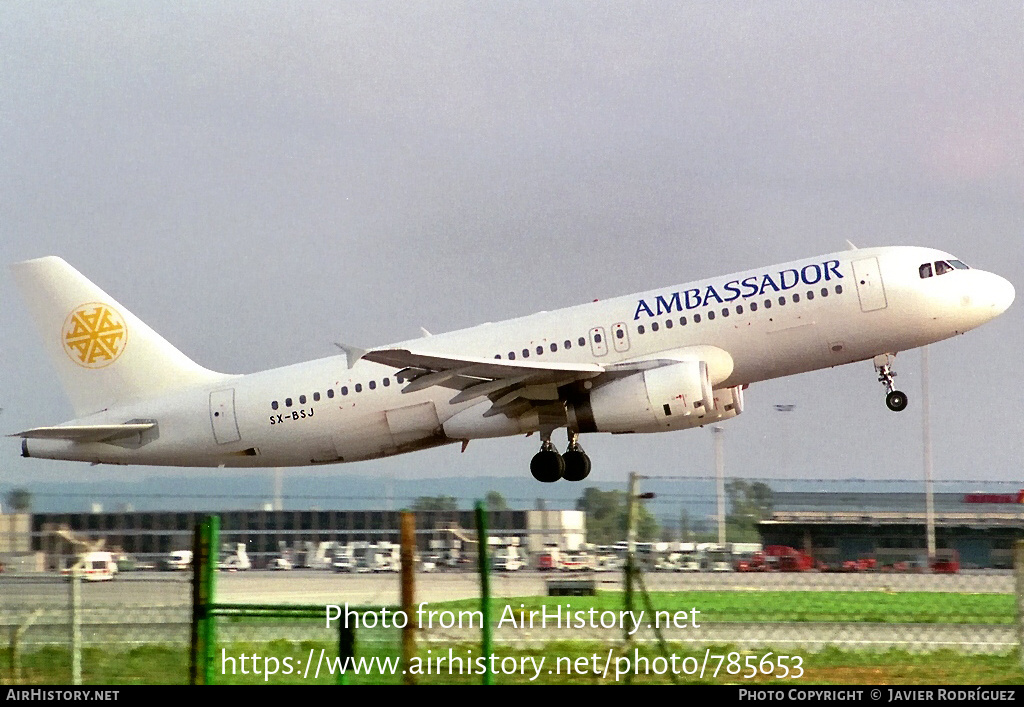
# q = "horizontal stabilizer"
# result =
<box><xmin>12</xmin><ymin>423</ymin><xmax>156</xmax><ymax>444</ymax></box>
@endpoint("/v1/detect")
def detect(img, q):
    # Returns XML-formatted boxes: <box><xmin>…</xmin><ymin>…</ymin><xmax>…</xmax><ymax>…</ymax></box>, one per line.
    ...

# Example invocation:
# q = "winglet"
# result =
<box><xmin>334</xmin><ymin>343</ymin><xmax>366</xmax><ymax>369</ymax></box>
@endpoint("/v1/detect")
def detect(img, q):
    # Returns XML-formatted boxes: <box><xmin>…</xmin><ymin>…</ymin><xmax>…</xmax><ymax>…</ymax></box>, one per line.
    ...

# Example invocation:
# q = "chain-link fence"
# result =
<box><xmin>4</xmin><ymin>475</ymin><xmax>1024</xmax><ymax>685</ymax></box>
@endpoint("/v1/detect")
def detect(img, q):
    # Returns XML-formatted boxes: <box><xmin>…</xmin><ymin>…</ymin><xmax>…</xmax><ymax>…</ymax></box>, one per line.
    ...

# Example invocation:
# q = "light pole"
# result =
<box><xmin>922</xmin><ymin>346</ymin><xmax>936</xmax><ymax>565</ymax></box>
<box><xmin>713</xmin><ymin>427</ymin><xmax>725</xmax><ymax>546</ymax></box>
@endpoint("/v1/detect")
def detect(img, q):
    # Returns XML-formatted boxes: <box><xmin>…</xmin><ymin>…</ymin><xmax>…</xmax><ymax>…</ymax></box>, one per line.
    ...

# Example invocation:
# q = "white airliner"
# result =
<box><xmin>9</xmin><ymin>246</ymin><xmax>1014</xmax><ymax>482</ymax></box>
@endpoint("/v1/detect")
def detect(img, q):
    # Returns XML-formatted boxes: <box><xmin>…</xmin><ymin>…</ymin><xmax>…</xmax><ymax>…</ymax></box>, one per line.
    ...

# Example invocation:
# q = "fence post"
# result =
<box><xmin>190</xmin><ymin>515</ymin><xmax>220</xmax><ymax>685</ymax></box>
<box><xmin>70</xmin><ymin>565</ymin><xmax>81</xmax><ymax>685</ymax></box>
<box><xmin>202</xmin><ymin>516</ymin><xmax>219</xmax><ymax>685</ymax></box>
<box><xmin>400</xmin><ymin>510</ymin><xmax>417</xmax><ymax>685</ymax></box>
<box><xmin>1015</xmin><ymin>541</ymin><xmax>1024</xmax><ymax>671</ymax></box>
<box><xmin>475</xmin><ymin>501</ymin><xmax>492</xmax><ymax>685</ymax></box>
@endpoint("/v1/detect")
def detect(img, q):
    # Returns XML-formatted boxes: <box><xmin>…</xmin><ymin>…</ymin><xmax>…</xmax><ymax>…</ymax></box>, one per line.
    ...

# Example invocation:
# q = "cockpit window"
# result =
<box><xmin>919</xmin><ymin>263</ymin><xmax>933</xmax><ymax>279</ymax></box>
<box><xmin>949</xmin><ymin>259</ymin><xmax>969</xmax><ymax>270</ymax></box>
<box><xmin>935</xmin><ymin>261</ymin><xmax>954</xmax><ymax>276</ymax></box>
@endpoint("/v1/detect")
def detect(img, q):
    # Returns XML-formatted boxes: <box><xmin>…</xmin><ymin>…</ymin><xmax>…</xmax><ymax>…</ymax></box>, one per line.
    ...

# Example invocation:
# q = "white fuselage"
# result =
<box><xmin>21</xmin><ymin>246</ymin><xmax>1014</xmax><ymax>467</ymax></box>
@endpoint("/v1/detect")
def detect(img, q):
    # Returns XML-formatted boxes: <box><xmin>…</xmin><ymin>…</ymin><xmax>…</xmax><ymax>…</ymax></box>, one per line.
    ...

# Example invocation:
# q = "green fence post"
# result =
<box><xmin>189</xmin><ymin>518</ymin><xmax>206</xmax><ymax>684</ymax></box>
<box><xmin>338</xmin><ymin>618</ymin><xmax>354</xmax><ymax>685</ymax></box>
<box><xmin>475</xmin><ymin>501</ymin><xmax>492</xmax><ymax>685</ymax></box>
<box><xmin>202</xmin><ymin>515</ymin><xmax>220</xmax><ymax>685</ymax></box>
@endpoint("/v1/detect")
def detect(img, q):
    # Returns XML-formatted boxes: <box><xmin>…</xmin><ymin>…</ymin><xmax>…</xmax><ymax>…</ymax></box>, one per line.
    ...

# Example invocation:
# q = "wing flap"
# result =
<box><xmin>364</xmin><ymin>349</ymin><xmax>604</xmax><ymax>382</ymax></box>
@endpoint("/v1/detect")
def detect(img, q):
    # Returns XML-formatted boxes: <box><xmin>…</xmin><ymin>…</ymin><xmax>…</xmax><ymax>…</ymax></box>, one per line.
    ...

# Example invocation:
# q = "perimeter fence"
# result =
<box><xmin>3</xmin><ymin>475</ymin><xmax>1024</xmax><ymax>684</ymax></box>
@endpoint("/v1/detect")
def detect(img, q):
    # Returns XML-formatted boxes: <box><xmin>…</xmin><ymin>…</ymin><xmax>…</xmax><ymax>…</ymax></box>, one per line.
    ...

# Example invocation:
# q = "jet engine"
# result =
<box><xmin>566</xmin><ymin>360</ymin><xmax>717</xmax><ymax>434</ymax></box>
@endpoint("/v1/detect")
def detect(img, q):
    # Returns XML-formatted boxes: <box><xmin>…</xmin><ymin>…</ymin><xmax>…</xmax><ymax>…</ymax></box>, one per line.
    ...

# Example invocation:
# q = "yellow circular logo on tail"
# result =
<box><xmin>63</xmin><ymin>303</ymin><xmax>128</xmax><ymax>368</ymax></box>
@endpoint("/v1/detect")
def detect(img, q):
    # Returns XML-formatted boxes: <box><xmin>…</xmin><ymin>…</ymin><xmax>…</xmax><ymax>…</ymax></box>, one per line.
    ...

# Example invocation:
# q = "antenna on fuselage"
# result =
<box><xmin>845</xmin><ymin>240</ymin><xmax>859</xmax><ymax>250</ymax></box>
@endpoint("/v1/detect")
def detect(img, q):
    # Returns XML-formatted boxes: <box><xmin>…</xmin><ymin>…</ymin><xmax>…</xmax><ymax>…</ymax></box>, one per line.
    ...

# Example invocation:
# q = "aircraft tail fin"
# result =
<box><xmin>10</xmin><ymin>256</ymin><xmax>228</xmax><ymax>417</ymax></box>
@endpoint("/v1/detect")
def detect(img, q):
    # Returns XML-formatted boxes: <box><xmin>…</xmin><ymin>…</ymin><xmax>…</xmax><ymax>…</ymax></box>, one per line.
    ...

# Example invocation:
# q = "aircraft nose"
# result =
<box><xmin>989</xmin><ymin>273</ymin><xmax>1015</xmax><ymax>315</ymax></box>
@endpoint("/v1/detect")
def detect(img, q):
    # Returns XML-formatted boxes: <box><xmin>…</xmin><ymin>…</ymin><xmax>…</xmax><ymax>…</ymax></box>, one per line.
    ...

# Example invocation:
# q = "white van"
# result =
<box><xmin>63</xmin><ymin>552</ymin><xmax>118</xmax><ymax>581</ymax></box>
<box><xmin>163</xmin><ymin>550</ymin><xmax>193</xmax><ymax>571</ymax></box>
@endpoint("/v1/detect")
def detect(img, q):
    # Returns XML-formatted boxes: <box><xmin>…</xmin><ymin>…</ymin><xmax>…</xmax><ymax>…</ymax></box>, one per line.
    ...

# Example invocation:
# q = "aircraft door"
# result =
<box><xmin>210</xmin><ymin>389</ymin><xmax>241</xmax><ymax>444</ymax></box>
<box><xmin>611</xmin><ymin>322</ymin><xmax>631</xmax><ymax>353</ymax></box>
<box><xmin>852</xmin><ymin>257</ymin><xmax>888</xmax><ymax>312</ymax></box>
<box><xmin>589</xmin><ymin>327</ymin><xmax>608</xmax><ymax>357</ymax></box>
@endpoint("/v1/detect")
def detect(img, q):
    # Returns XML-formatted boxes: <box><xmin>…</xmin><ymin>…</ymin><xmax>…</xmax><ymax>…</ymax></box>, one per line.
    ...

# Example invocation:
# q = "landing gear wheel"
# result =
<box><xmin>886</xmin><ymin>390</ymin><xmax>908</xmax><ymax>412</ymax></box>
<box><xmin>530</xmin><ymin>449</ymin><xmax>564</xmax><ymax>483</ymax></box>
<box><xmin>562</xmin><ymin>449</ymin><xmax>592</xmax><ymax>482</ymax></box>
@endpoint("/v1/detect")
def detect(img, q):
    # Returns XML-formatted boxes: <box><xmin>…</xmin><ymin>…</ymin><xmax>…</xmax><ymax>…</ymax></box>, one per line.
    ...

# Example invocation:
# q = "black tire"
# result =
<box><xmin>561</xmin><ymin>450</ymin><xmax>592</xmax><ymax>482</ymax></box>
<box><xmin>886</xmin><ymin>390</ymin><xmax>908</xmax><ymax>412</ymax></box>
<box><xmin>530</xmin><ymin>450</ymin><xmax>564</xmax><ymax>483</ymax></box>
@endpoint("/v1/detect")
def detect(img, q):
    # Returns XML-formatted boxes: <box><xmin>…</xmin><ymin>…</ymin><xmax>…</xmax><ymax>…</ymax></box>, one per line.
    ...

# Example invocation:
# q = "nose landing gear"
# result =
<box><xmin>874</xmin><ymin>353</ymin><xmax>908</xmax><ymax>412</ymax></box>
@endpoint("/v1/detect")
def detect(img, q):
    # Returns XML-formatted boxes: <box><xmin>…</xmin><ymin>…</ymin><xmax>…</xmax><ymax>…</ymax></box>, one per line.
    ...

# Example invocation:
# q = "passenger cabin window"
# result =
<box><xmin>935</xmin><ymin>261</ymin><xmax>954</xmax><ymax>276</ymax></box>
<box><xmin>919</xmin><ymin>263</ymin><xmax>933</xmax><ymax>278</ymax></box>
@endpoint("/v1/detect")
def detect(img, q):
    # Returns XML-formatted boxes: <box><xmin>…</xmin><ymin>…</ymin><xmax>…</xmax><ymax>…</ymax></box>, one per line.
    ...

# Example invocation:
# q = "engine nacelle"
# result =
<box><xmin>567</xmin><ymin>360</ymin><xmax>714</xmax><ymax>434</ymax></box>
<box><xmin>703</xmin><ymin>385</ymin><xmax>745</xmax><ymax>424</ymax></box>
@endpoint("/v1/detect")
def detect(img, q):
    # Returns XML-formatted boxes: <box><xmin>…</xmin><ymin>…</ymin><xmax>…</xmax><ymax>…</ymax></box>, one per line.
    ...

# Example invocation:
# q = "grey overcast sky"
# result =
<box><xmin>1</xmin><ymin>3</ymin><xmax>1021</xmax><ymax>493</ymax></box>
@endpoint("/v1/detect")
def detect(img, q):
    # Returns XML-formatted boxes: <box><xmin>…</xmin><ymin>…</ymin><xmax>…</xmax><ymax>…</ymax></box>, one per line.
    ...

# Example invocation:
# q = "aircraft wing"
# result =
<box><xmin>362</xmin><ymin>344</ymin><xmax>734</xmax><ymax>418</ymax></box>
<box><xmin>11</xmin><ymin>423</ymin><xmax>157</xmax><ymax>444</ymax></box>
<box><xmin>362</xmin><ymin>348</ymin><xmax>605</xmax><ymax>414</ymax></box>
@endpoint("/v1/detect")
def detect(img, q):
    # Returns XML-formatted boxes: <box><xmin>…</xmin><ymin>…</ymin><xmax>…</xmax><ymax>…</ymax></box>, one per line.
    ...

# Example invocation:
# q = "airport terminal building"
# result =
<box><xmin>16</xmin><ymin>508</ymin><xmax>584</xmax><ymax>569</ymax></box>
<box><xmin>757</xmin><ymin>490</ymin><xmax>1024</xmax><ymax>569</ymax></box>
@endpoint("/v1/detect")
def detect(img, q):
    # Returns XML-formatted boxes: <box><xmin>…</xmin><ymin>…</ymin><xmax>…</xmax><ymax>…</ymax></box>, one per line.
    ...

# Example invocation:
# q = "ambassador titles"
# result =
<box><xmin>633</xmin><ymin>258</ymin><xmax>845</xmax><ymax>320</ymax></box>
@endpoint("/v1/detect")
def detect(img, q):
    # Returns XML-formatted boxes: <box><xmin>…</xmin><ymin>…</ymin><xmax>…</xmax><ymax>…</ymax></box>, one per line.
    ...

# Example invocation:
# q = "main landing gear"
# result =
<box><xmin>531</xmin><ymin>430</ymin><xmax>592</xmax><ymax>483</ymax></box>
<box><xmin>874</xmin><ymin>353</ymin><xmax>908</xmax><ymax>412</ymax></box>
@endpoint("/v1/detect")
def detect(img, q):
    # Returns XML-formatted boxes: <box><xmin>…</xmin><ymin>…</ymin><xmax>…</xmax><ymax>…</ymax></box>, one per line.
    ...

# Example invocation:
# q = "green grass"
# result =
<box><xmin>436</xmin><ymin>590</ymin><xmax>1015</xmax><ymax>625</ymax></box>
<box><xmin>2</xmin><ymin>590</ymin><xmax>1018</xmax><ymax>685</ymax></box>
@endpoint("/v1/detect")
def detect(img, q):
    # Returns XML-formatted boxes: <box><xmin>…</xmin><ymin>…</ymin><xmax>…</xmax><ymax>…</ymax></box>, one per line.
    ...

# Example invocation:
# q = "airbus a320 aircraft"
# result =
<box><xmin>9</xmin><ymin>246</ymin><xmax>1014</xmax><ymax>482</ymax></box>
